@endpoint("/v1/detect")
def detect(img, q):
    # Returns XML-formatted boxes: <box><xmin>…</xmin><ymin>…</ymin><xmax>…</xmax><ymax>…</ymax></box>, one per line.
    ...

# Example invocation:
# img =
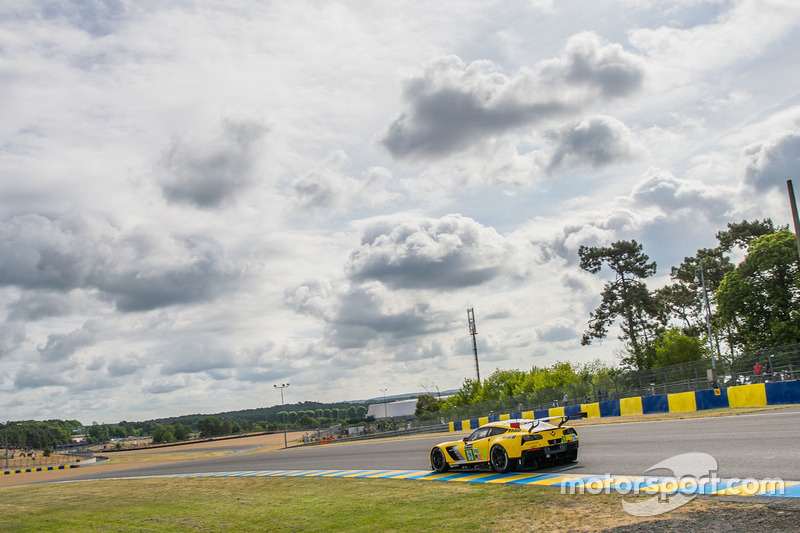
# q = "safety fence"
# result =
<box><xmin>434</xmin><ymin>343</ymin><xmax>800</xmax><ymax>424</ymax></box>
<box><xmin>448</xmin><ymin>379</ymin><xmax>800</xmax><ymax>432</ymax></box>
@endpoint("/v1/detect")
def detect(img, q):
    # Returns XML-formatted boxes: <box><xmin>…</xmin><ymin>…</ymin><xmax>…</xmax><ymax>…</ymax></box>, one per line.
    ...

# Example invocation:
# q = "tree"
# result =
<box><xmin>579</xmin><ymin>240</ymin><xmax>660</xmax><ymax>370</ymax></box>
<box><xmin>520</xmin><ymin>362</ymin><xmax>582</xmax><ymax>393</ymax></box>
<box><xmin>443</xmin><ymin>378</ymin><xmax>481</xmax><ymax>408</ymax></box>
<box><xmin>88</xmin><ymin>422</ymin><xmax>111</xmax><ymax>445</ymax></box>
<box><xmin>665</xmin><ymin>246</ymin><xmax>735</xmax><ymax>361</ymax></box>
<box><xmin>198</xmin><ymin>417</ymin><xmax>223</xmax><ymax>438</ymax></box>
<box><xmin>151</xmin><ymin>424</ymin><xmax>176</xmax><ymax>444</ymax></box>
<box><xmin>173</xmin><ymin>423</ymin><xmax>190</xmax><ymax>441</ymax></box>
<box><xmin>716</xmin><ymin>230</ymin><xmax>800</xmax><ymax>351</ymax></box>
<box><xmin>415</xmin><ymin>394</ymin><xmax>442</xmax><ymax>417</ymax></box>
<box><xmin>652</xmin><ymin>328</ymin><xmax>707</xmax><ymax>367</ymax></box>
<box><xmin>477</xmin><ymin>369</ymin><xmax>526</xmax><ymax>403</ymax></box>
<box><xmin>653</xmin><ymin>282</ymin><xmax>702</xmax><ymax>336</ymax></box>
<box><xmin>716</xmin><ymin>219</ymin><xmax>781</xmax><ymax>252</ymax></box>
<box><xmin>671</xmin><ymin>247</ymin><xmax>734</xmax><ymax>292</ymax></box>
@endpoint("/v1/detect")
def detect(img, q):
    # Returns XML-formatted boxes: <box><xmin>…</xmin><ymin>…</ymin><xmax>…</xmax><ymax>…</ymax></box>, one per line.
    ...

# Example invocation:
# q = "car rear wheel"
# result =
<box><xmin>430</xmin><ymin>447</ymin><xmax>449</xmax><ymax>473</ymax></box>
<box><xmin>490</xmin><ymin>445</ymin><xmax>516</xmax><ymax>473</ymax></box>
<box><xmin>567</xmin><ymin>450</ymin><xmax>578</xmax><ymax>463</ymax></box>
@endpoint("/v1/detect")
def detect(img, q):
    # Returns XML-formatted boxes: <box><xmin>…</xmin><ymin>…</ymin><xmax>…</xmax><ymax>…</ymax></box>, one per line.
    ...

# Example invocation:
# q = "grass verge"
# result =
<box><xmin>101</xmin><ymin>451</ymin><xmax>232</xmax><ymax>465</ymax></box>
<box><xmin>0</xmin><ymin>476</ymin><xmax>785</xmax><ymax>532</ymax></box>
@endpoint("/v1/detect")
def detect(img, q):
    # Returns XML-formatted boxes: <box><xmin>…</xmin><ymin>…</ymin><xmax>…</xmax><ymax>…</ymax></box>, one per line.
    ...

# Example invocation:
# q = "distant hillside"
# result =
<box><xmin>129</xmin><ymin>389</ymin><xmax>458</xmax><ymax>428</ymax></box>
<box><xmin>134</xmin><ymin>400</ymin><xmax>365</xmax><ymax>428</ymax></box>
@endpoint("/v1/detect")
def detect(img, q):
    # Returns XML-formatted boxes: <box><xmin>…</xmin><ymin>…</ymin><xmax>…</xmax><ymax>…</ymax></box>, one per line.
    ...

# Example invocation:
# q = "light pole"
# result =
<box><xmin>274</xmin><ymin>383</ymin><xmax>290</xmax><ymax>448</ymax></box>
<box><xmin>697</xmin><ymin>266</ymin><xmax>718</xmax><ymax>387</ymax></box>
<box><xmin>788</xmin><ymin>180</ymin><xmax>800</xmax><ymax>265</ymax></box>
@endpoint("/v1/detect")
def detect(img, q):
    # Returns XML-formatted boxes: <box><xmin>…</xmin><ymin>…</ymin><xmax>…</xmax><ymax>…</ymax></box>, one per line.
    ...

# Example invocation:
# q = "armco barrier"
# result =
<box><xmin>448</xmin><ymin>380</ymin><xmax>800</xmax><ymax>432</ymax></box>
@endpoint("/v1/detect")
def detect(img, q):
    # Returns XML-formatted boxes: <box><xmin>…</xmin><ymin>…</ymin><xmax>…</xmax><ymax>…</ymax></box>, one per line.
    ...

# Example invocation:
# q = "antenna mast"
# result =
<box><xmin>467</xmin><ymin>308</ymin><xmax>480</xmax><ymax>384</ymax></box>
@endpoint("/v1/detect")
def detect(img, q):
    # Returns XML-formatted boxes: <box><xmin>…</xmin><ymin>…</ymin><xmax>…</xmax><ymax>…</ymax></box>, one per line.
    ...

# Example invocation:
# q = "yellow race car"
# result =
<box><xmin>430</xmin><ymin>415</ymin><xmax>585</xmax><ymax>473</ymax></box>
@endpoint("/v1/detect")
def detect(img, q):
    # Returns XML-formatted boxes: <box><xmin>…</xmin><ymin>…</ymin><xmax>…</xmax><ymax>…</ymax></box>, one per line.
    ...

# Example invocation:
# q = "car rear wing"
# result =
<box><xmin>525</xmin><ymin>412</ymin><xmax>587</xmax><ymax>431</ymax></box>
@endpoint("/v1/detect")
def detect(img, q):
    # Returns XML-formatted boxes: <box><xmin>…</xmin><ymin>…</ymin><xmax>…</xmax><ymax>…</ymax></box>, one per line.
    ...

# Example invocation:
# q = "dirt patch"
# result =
<box><xmin>598</xmin><ymin>499</ymin><xmax>800</xmax><ymax>533</ymax></box>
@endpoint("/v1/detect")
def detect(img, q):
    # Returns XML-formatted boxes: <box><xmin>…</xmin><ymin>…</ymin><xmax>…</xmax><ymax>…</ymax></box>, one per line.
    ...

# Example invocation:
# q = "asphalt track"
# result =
<box><xmin>59</xmin><ymin>405</ymin><xmax>800</xmax><ymax>483</ymax></box>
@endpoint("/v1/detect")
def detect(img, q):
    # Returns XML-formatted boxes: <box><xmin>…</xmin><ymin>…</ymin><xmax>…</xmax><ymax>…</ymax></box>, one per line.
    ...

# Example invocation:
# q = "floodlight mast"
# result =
<box><xmin>467</xmin><ymin>308</ymin><xmax>480</xmax><ymax>384</ymax></box>
<box><xmin>696</xmin><ymin>267</ymin><xmax>717</xmax><ymax>387</ymax></box>
<box><xmin>788</xmin><ymin>180</ymin><xmax>800</xmax><ymax>265</ymax></box>
<box><xmin>274</xmin><ymin>383</ymin><xmax>290</xmax><ymax>448</ymax></box>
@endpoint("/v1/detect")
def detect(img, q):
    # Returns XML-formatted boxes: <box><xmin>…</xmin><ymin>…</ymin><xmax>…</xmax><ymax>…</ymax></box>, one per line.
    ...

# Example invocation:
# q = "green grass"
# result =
<box><xmin>0</xmin><ymin>476</ymin><xmax>759</xmax><ymax>532</ymax></box>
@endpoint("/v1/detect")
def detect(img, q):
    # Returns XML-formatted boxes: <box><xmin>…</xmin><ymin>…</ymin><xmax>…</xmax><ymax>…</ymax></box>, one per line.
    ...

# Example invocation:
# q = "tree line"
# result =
<box><xmin>3</xmin><ymin>403</ymin><xmax>377</xmax><ymax>448</ymax></box>
<box><xmin>579</xmin><ymin>219</ymin><xmax>799</xmax><ymax>371</ymax></box>
<box><xmin>150</xmin><ymin>406</ymin><xmax>372</xmax><ymax>444</ymax></box>
<box><xmin>417</xmin><ymin>219</ymin><xmax>799</xmax><ymax>415</ymax></box>
<box><xmin>417</xmin><ymin>360</ymin><xmax>617</xmax><ymax>414</ymax></box>
<box><xmin>1</xmin><ymin>420</ymin><xmax>82</xmax><ymax>450</ymax></box>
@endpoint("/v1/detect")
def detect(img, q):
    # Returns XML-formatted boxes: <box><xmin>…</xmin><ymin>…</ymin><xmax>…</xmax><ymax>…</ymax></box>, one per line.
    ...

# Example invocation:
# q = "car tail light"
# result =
<box><xmin>563</xmin><ymin>428</ymin><xmax>576</xmax><ymax>435</ymax></box>
<box><xmin>522</xmin><ymin>434</ymin><xmax>543</xmax><ymax>443</ymax></box>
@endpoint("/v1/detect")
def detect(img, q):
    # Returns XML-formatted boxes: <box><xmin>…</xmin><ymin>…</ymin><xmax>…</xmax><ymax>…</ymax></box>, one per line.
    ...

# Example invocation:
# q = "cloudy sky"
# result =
<box><xmin>2</xmin><ymin>0</ymin><xmax>800</xmax><ymax>424</ymax></box>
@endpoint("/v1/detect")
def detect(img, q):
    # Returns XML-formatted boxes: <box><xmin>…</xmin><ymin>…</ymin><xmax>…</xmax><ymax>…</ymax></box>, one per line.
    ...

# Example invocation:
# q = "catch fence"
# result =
<box><xmin>425</xmin><ymin>343</ymin><xmax>800</xmax><ymax>424</ymax></box>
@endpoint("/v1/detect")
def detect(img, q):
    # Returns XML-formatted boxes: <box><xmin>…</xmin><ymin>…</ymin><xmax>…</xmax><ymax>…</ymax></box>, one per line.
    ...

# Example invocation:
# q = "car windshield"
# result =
<box><xmin>466</xmin><ymin>428</ymin><xmax>490</xmax><ymax>441</ymax></box>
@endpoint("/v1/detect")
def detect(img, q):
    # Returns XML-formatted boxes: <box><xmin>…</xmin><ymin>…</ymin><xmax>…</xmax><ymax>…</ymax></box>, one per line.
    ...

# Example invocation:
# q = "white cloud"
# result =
<box><xmin>381</xmin><ymin>32</ymin><xmax>646</xmax><ymax>160</ymax></box>
<box><xmin>157</xmin><ymin>117</ymin><xmax>271</xmax><ymax>208</ymax></box>
<box><xmin>0</xmin><ymin>213</ymin><xmax>241</xmax><ymax>312</ymax></box>
<box><xmin>2</xmin><ymin>0</ymin><xmax>800</xmax><ymax>423</ymax></box>
<box><xmin>536</xmin><ymin>317</ymin><xmax>581</xmax><ymax>343</ymax></box>
<box><xmin>629</xmin><ymin>0</ymin><xmax>800</xmax><ymax>81</ymax></box>
<box><xmin>0</xmin><ymin>322</ymin><xmax>26</xmax><ymax>360</ymax></box>
<box><xmin>345</xmin><ymin>214</ymin><xmax>518</xmax><ymax>289</ymax></box>
<box><xmin>107</xmin><ymin>353</ymin><xmax>144</xmax><ymax>378</ymax></box>
<box><xmin>741</xmin><ymin>130</ymin><xmax>800</xmax><ymax>192</ymax></box>
<box><xmin>38</xmin><ymin>325</ymin><xmax>95</xmax><ymax>363</ymax></box>
<box><xmin>290</xmin><ymin>151</ymin><xmax>401</xmax><ymax>215</ymax></box>
<box><xmin>546</xmin><ymin>115</ymin><xmax>645</xmax><ymax>171</ymax></box>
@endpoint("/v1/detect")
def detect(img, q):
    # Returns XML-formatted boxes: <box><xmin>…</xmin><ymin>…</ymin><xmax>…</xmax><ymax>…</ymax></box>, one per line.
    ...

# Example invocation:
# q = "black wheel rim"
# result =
<box><xmin>432</xmin><ymin>449</ymin><xmax>444</xmax><ymax>469</ymax></box>
<box><xmin>491</xmin><ymin>447</ymin><xmax>506</xmax><ymax>469</ymax></box>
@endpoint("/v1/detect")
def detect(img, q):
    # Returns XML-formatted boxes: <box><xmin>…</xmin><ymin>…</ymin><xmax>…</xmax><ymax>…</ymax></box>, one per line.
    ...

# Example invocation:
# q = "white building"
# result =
<box><xmin>366</xmin><ymin>399</ymin><xmax>417</xmax><ymax>420</ymax></box>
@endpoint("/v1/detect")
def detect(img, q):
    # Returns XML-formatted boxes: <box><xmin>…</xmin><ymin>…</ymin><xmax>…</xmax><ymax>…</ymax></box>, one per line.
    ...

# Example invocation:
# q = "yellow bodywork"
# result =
<box><xmin>431</xmin><ymin>418</ymin><xmax>580</xmax><ymax>470</ymax></box>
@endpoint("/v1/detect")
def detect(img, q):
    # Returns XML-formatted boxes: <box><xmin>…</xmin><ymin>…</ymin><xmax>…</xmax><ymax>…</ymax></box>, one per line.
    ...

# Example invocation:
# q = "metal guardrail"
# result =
<box><xmin>298</xmin><ymin>423</ymin><xmax>450</xmax><ymax>446</ymax></box>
